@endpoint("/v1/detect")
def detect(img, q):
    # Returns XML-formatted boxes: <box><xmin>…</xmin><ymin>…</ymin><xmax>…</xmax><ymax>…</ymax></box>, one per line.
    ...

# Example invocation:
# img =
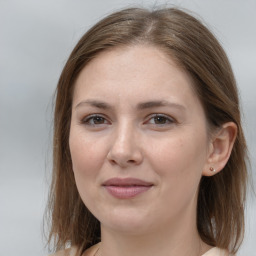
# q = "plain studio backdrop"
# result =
<box><xmin>0</xmin><ymin>0</ymin><xmax>255</xmax><ymax>255</ymax></box>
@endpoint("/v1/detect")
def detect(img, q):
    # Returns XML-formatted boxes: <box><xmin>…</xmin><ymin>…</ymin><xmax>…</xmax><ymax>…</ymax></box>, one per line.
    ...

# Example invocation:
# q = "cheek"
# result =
<box><xmin>148</xmin><ymin>133</ymin><xmax>208</xmax><ymax>187</ymax></box>
<box><xmin>69</xmin><ymin>130</ymin><xmax>106</xmax><ymax>178</ymax></box>
<box><xmin>150</xmin><ymin>135</ymin><xmax>207</xmax><ymax>216</ymax></box>
<box><xmin>69</xmin><ymin>130</ymin><xmax>107</xmax><ymax>211</ymax></box>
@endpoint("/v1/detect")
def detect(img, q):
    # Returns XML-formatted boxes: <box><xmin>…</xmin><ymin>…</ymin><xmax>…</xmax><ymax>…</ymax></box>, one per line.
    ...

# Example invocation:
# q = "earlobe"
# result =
<box><xmin>203</xmin><ymin>122</ymin><xmax>237</xmax><ymax>177</ymax></box>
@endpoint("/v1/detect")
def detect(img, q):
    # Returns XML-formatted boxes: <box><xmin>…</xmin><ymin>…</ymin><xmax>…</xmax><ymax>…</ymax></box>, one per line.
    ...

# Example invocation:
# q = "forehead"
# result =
<box><xmin>73</xmin><ymin>45</ymin><xmax>199</xmax><ymax>109</ymax></box>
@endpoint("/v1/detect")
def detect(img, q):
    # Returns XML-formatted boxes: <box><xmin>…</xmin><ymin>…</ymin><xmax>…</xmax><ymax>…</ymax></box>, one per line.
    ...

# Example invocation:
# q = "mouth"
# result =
<box><xmin>102</xmin><ymin>178</ymin><xmax>153</xmax><ymax>199</ymax></box>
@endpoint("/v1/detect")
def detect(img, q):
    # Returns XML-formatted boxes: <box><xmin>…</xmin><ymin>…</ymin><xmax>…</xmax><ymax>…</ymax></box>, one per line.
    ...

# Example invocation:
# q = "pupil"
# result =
<box><xmin>154</xmin><ymin>116</ymin><xmax>166</xmax><ymax>124</ymax></box>
<box><xmin>94</xmin><ymin>117</ymin><xmax>104</xmax><ymax>124</ymax></box>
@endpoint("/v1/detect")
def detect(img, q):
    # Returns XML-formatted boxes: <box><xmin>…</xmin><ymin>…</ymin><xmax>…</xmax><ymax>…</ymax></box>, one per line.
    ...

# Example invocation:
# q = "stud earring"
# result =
<box><xmin>210</xmin><ymin>167</ymin><xmax>216</xmax><ymax>172</ymax></box>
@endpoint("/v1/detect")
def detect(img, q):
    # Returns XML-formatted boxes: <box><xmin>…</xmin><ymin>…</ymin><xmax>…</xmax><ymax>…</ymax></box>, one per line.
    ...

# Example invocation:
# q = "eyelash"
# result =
<box><xmin>145</xmin><ymin>114</ymin><xmax>175</xmax><ymax>126</ymax></box>
<box><xmin>81</xmin><ymin>114</ymin><xmax>175</xmax><ymax>127</ymax></box>
<box><xmin>81</xmin><ymin>114</ymin><xmax>109</xmax><ymax>126</ymax></box>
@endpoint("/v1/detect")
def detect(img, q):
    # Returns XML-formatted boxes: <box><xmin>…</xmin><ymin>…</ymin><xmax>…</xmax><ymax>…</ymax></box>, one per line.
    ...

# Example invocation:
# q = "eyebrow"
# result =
<box><xmin>137</xmin><ymin>100</ymin><xmax>185</xmax><ymax>111</ymax></box>
<box><xmin>75</xmin><ymin>100</ymin><xmax>113</xmax><ymax>110</ymax></box>
<box><xmin>75</xmin><ymin>99</ymin><xmax>186</xmax><ymax>111</ymax></box>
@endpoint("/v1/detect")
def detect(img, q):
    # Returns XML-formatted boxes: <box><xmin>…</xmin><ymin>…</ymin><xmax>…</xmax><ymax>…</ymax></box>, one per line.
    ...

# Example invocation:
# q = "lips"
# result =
<box><xmin>102</xmin><ymin>178</ymin><xmax>153</xmax><ymax>199</ymax></box>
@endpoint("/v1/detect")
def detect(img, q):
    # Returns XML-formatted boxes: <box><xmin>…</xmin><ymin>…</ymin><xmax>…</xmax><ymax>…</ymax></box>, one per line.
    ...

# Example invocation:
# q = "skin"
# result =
<box><xmin>69</xmin><ymin>45</ymin><xmax>237</xmax><ymax>256</ymax></box>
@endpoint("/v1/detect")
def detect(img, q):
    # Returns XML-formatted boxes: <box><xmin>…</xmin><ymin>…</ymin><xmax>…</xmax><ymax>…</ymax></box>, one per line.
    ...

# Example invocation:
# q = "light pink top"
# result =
<box><xmin>49</xmin><ymin>244</ymin><xmax>232</xmax><ymax>256</ymax></box>
<box><xmin>202</xmin><ymin>247</ymin><xmax>230</xmax><ymax>256</ymax></box>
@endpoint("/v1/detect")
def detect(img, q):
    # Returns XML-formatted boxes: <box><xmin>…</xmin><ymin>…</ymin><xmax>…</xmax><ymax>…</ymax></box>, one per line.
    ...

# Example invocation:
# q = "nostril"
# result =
<box><xmin>106</xmin><ymin>147</ymin><xmax>143</xmax><ymax>167</ymax></box>
<box><xmin>109</xmin><ymin>159</ymin><xmax>117</xmax><ymax>165</ymax></box>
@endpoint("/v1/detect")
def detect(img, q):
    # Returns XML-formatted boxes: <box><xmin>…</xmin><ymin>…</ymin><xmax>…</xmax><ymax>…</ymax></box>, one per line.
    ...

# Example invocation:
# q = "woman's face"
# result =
<box><xmin>69</xmin><ymin>45</ymin><xmax>212</xmax><ymax>234</ymax></box>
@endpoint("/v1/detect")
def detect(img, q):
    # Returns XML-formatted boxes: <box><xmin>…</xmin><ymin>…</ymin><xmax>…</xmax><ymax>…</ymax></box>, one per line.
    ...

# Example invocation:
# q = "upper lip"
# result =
<box><xmin>102</xmin><ymin>178</ymin><xmax>153</xmax><ymax>187</ymax></box>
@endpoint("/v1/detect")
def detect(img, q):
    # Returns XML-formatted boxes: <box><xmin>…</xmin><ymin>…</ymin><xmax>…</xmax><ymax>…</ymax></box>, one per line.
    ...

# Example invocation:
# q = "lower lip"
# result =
<box><xmin>104</xmin><ymin>185</ymin><xmax>152</xmax><ymax>199</ymax></box>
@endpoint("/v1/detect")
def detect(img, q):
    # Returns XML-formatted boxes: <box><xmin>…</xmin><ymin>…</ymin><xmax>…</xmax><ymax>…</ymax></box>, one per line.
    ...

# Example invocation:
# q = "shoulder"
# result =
<box><xmin>48</xmin><ymin>247</ymin><xmax>78</xmax><ymax>256</ymax></box>
<box><xmin>202</xmin><ymin>247</ymin><xmax>235</xmax><ymax>256</ymax></box>
<box><xmin>82</xmin><ymin>243</ymin><xmax>100</xmax><ymax>256</ymax></box>
<box><xmin>48</xmin><ymin>243</ymin><xmax>100</xmax><ymax>256</ymax></box>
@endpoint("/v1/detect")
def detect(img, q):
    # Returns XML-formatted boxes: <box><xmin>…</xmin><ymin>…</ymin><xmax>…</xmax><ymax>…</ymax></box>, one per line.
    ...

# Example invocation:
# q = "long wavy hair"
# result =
<box><xmin>46</xmin><ymin>7</ymin><xmax>248</xmax><ymax>255</ymax></box>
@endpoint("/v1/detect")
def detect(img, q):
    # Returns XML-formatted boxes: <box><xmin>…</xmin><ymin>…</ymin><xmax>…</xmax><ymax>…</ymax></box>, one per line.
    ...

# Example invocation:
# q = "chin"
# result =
<box><xmin>98</xmin><ymin>207</ymin><xmax>155</xmax><ymax>235</ymax></box>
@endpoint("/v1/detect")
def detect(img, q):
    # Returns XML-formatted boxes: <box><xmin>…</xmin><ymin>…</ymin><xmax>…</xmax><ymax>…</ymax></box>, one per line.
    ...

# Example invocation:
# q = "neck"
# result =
<box><xmin>99</xmin><ymin>213</ymin><xmax>211</xmax><ymax>256</ymax></box>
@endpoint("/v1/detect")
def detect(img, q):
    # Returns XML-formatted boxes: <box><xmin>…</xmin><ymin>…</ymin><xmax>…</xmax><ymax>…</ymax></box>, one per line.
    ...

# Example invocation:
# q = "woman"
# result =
<box><xmin>46</xmin><ymin>7</ymin><xmax>248</xmax><ymax>256</ymax></box>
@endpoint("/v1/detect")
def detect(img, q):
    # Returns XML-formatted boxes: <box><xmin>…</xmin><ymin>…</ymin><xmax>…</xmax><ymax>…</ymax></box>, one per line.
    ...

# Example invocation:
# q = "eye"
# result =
<box><xmin>146</xmin><ymin>114</ymin><xmax>175</xmax><ymax>125</ymax></box>
<box><xmin>81</xmin><ymin>114</ymin><xmax>110</xmax><ymax>126</ymax></box>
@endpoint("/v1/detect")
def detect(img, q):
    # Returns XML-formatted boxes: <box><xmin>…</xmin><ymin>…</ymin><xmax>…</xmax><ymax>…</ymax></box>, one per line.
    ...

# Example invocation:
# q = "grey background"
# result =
<box><xmin>0</xmin><ymin>0</ymin><xmax>255</xmax><ymax>255</ymax></box>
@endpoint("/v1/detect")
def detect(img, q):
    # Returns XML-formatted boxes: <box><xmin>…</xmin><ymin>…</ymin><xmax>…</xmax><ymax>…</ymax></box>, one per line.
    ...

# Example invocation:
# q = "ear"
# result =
<box><xmin>202</xmin><ymin>122</ymin><xmax>237</xmax><ymax>177</ymax></box>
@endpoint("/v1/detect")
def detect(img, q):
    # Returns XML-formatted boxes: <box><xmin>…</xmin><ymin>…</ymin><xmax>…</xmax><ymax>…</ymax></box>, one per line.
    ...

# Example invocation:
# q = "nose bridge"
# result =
<box><xmin>114</xmin><ymin>118</ymin><xmax>136</xmax><ymax>153</ymax></box>
<box><xmin>108</xmin><ymin>118</ymin><xmax>142</xmax><ymax>166</ymax></box>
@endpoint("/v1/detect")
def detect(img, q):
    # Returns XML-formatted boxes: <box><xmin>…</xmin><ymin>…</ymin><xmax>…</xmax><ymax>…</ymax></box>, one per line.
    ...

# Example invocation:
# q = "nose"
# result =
<box><xmin>107</xmin><ymin>122</ymin><xmax>143</xmax><ymax>168</ymax></box>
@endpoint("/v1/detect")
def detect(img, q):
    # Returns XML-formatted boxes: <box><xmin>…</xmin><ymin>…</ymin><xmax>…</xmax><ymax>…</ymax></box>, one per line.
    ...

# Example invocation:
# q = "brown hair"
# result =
<box><xmin>46</xmin><ymin>7</ymin><xmax>248</xmax><ymax>254</ymax></box>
